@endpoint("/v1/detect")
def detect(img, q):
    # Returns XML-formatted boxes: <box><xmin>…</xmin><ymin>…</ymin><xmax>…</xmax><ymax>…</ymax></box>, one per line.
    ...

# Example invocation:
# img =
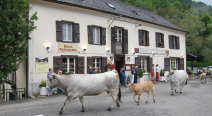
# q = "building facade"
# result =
<box><xmin>15</xmin><ymin>0</ymin><xmax>187</xmax><ymax>96</ymax></box>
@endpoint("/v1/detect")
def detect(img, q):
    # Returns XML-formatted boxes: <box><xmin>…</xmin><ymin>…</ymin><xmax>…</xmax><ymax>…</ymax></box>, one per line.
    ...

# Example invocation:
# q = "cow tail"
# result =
<box><xmin>118</xmin><ymin>85</ymin><xmax>122</xmax><ymax>102</ymax></box>
<box><xmin>185</xmin><ymin>80</ymin><xmax>187</xmax><ymax>85</ymax></box>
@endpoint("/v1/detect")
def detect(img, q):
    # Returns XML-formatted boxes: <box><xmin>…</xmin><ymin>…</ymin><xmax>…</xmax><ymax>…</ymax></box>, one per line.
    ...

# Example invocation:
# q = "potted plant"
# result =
<box><xmin>159</xmin><ymin>69</ymin><xmax>165</xmax><ymax>82</ymax></box>
<box><xmin>138</xmin><ymin>69</ymin><xmax>144</xmax><ymax>82</ymax></box>
<box><xmin>39</xmin><ymin>79</ymin><xmax>47</xmax><ymax>95</ymax></box>
<box><xmin>107</xmin><ymin>62</ymin><xmax>115</xmax><ymax>70</ymax></box>
<box><xmin>64</xmin><ymin>71</ymin><xmax>74</xmax><ymax>75</ymax></box>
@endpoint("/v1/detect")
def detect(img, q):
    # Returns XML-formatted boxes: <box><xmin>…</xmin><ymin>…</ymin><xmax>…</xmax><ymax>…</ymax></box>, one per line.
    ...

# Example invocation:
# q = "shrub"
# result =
<box><xmin>160</xmin><ymin>69</ymin><xmax>165</xmax><ymax>76</ymax></box>
<box><xmin>39</xmin><ymin>80</ymin><xmax>46</xmax><ymax>88</ymax></box>
<box><xmin>138</xmin><ymin>69</ymin><xmax>143</xmax><ymax>78</ymax></box>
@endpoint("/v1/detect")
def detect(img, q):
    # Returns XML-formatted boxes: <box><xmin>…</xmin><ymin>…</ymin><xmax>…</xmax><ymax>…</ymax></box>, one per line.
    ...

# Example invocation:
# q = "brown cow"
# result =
<box><xmin>126</xmin><ymin>81</ymin><xmax>155</xmax><ymax>105</ymax></box>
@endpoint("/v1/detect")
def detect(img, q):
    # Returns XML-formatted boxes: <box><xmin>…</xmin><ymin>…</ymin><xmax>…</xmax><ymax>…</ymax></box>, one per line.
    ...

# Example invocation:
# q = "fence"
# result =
<box><xmin>1</xmin><ymin>88</ymin><xmax>25</xmax><ymax>101</ymax></box>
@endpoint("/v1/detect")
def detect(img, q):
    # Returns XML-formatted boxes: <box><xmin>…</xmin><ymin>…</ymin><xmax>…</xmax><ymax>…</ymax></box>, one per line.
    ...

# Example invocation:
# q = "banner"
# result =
<box><xmin>36</xmin><ymin>57</ymin><xmax>48</xmax><ymax>73</ymax></box>
<box><xmin>58</xmin><ymin>44</ymin><xmax>78</xmax><ymax>52</ymax></box>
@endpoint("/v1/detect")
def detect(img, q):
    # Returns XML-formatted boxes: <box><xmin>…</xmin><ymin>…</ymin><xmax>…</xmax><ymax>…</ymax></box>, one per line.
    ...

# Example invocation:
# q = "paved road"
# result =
<box><xmin>1</xmin><ymin>77</ymin><xmax>212</xmax><ymax>116</ymax></box>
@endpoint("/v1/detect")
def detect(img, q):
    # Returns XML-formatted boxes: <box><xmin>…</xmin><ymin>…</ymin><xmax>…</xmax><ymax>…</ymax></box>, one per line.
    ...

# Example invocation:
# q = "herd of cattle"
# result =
<box><xmin>46</xmin><ymin>69</ymin><xmax>209</xmax><ymax>115</ymax></box>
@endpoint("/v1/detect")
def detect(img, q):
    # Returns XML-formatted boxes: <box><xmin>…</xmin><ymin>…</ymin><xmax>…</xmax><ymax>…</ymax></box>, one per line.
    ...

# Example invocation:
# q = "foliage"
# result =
<box><xmin>107</xmin><ymin>62</ymin><xmax>116</xmax><ymax>70</ymax></box>
<box><xmin>0</xmin><ymin>0</ymin><xmax>38</xmax><ymax>81</ymax></box>
<box><xmin>187</xmin><ymin>61</ymin><xmax>212</xmax><ymax>67</ymax></box>
<box><xmin>138</xmin><ymin>69</ymin><xmax>143</xmax><ymax>78</ymax></box>
<box><xmin>64</xmin><ymin>71</ymin><xmax>74</xmax><ymax>75</ymax></box>
<box><xmin>160</xmin><ymin>69</ymin><xmax>166</xmax><ymax>76</ymax></box>
<box><xmin>39</xmin><ymin>80</ymin><xmax>46</xmax><ymax>88</ymax></box>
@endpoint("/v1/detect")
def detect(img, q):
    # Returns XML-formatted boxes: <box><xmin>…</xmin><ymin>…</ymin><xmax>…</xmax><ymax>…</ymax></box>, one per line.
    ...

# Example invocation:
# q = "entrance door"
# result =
<box><xmin>114</xmin><ymin>55</ymin><xmax>125</xmax><ymax>82</ymax></box>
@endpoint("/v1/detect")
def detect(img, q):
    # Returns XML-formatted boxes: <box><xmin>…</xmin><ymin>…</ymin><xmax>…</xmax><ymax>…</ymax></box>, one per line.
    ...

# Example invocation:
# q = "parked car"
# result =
<box><xmin>207</xmin><ymin>66</ymin><xmax>212</xmax><ymax>69</ymax></box>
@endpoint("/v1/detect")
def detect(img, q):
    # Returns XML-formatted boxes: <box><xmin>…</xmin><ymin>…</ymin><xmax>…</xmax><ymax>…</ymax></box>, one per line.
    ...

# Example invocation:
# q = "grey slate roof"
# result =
<box><xmin>47</xmin><ymin>0</ymin><xmax>186</xmax><ymax>32</ymax></box>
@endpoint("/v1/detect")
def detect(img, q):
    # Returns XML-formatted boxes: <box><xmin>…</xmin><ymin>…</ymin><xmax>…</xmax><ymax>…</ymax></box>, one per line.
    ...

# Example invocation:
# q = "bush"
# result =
<box><xmin>39</xmin><ymin>80</ymin><xmax>46</xmax><ymax>88</ymax></box>
<box><xmin>138</xmin><ymin>69</ymin><xmax>143</xmax><ymax>78</ymax></box>
<box><xmin>160</xmin><ymin>69</ymin><xmax>166</xmax><ymax>76</ymax></box>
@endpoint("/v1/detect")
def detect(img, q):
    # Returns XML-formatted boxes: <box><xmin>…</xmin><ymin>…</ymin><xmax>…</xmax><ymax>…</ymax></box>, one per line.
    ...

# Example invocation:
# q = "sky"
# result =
<box><xmin>194</xmin><ymin>0</ymin><xmax>212</xmax><ymax>6</ymax></box>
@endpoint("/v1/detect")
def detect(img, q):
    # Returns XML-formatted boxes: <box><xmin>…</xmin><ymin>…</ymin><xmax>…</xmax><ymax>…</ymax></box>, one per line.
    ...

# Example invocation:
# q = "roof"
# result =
<box><xmin>45</xmin><ymin>0</ymin><xmax>187</xmax><ymax>32</ymax></box>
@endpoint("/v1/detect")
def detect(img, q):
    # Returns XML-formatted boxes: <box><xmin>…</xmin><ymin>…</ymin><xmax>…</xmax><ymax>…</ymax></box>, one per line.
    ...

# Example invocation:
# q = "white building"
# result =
<box><xmin>14</xmin><ymin>0</ymin><xmax>188</xmax><ymax>97</ymax></box>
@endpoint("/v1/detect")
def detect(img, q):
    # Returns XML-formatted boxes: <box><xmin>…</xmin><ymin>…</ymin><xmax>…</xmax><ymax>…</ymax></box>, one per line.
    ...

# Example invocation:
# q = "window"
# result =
<box><xmin>63</xmin><ymin>23</ymin><xmax>72</xmax><ymax>42</ymax></box>
<box><xmin>135</xmin><ymin>57</ymin><xmax>152</xmax><ymax>73</ymax></box>
<box><xmin>87</xmin><ymin>57</ymin><xmax>107</xmax><ymax>73</ymax></box>
<box><xmin>169</xmin><ymin>35</ymin><xmax>180</xmax><ymax>49</ymax></box>
<box><xmin>93</xmin><ymin>58</ymin><xmax>101</xmax><ymax>71</ymax></box>
<box><xmin>56</xmin><ymin>21</ymin><xmax>80</xmax><ymax>43</ymax></box>
<box><xmin>156</xmin><ymin>32</ymin><xmax>164</xmax><ymax>48</ymax></box>
<box><xmin>115</xmin><ymin>29</ymin><xmax>122</xmax><ymax>42</ymax></box>
<box><xmin>111</xmin><ymin>27</ymin><xmax>128</xmax><ymax>54</ymax></box>
<box><xmin>93</xmin><ymin>27</ymin><xmax>100</xmax><ymax>44</ymax></box>
<box><xmin>170</xmin><ymin>58</ymin><xmax>178</xmax><ymax>70</ymax></box>
<box><xmin>88</xmin><ymin>26</ymin><xmax>106</xmax><ymax>45</ymax></box>
<box><xmin>139</xmin><ymin>30</ymin><xmax>149</xmax><ymax>46</ymax></box>
<box><xmin>62</xmin><ymin>58</ymin><xmax>75</xmax><ymax>74</ymax></box>
<box><xmin>139</xmin><ymin>58</ymin><xmax>148</xmax><ymax>72</ymax></box>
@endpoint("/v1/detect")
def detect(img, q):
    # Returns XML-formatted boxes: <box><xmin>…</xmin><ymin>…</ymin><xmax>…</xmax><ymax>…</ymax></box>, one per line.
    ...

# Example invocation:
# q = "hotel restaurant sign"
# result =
<box><xmin>134</xmin><ymin>48</ymin><xmax>169</xmax><ymax>55</ymax></box>
<box><xmin>58</xmin><ymin>44</ymin><xmax>78</xmax><ymax>52</ymax></box>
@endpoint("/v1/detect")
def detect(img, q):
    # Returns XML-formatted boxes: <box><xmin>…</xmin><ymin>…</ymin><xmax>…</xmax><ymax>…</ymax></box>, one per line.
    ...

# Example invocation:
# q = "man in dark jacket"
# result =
<box><xmin>134</xmin><ymin>66</ymin><xmax>138</xmax><ymax>83</ymax></box>
<box><xmin>88</xmin><ymin>66</ymin><xmax>96</xmax><ymax>74</ymax></box>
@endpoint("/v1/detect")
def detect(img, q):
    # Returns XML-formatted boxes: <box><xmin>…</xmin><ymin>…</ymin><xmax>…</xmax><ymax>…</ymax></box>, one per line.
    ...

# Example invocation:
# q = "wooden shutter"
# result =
<box><xmin>111</xmin><ymin>27</ymin><xmax>116</xmax><ymax>53</ymax></box>
<box><xmin>138</xmin><ymin>30</ymin><xmax>142</xmax><ymax>45</ymax></box>
<box><xmin>164</xmin><ymin>58</ymin><xmax>170</xmax><ymax>71</ymax></box>
<box><xmin>169</xmin><ymin>35</ymin><xmax>173</xmax><ymax>49</ymax></box>
<box><xmin>176</xmin><ymin>37</ymin><xmax>180</xmax><ymax>49</ymax></box>
<box><xmin>123</xmin><ymin>29</ymin><xmax>128</xmax><ymax>54</ymax></box>
<box><xmin>146</xmin><ymin>31</ymin><xmax>149</xmax><ymax>46</ymax></box>
<box><xmin>88</xmin><ymin>26</ymin><xmax>93</xmax><ymax>44</ymax></box>
<box><xmin>148</xmin><ymin>58</ymin><xmax>152</xmax><ymax>73</ymax></box>
<box><xmin>162</xmin><ymin>34</ymin><xmax>164</xmax><ymax>48</ymax></box>
<box><xmin>101</xmin><ymin>28</ymin><xmax>106</xmax><ymax>45</ymax></box>
<box><xmin>56</xmin><ymin>21</ymin><xmax>63</xmax><ymax>42</ymax></box>
<box><xmin>155</xmin><ymin>32</ymin><xmax>159</xmax><ymax>47</ymax></box>
<box><xmin>53</xmin><ymin>56</ymin><xmax>62</xmax><ymax>74</ymax></box>
<box><xmin>77</xmin><ymin>57</ymin><xmax>84</xmax><ymax>74</ymax></box>
<box><xmin>101</xmin><ymin>57</ymin><xmax>107</xmax><ymax>73</ymax></box>
<box><xmin>87</xmin><ymin>57</ymin><xmax>93</xmax><ymax>73</ymax></box>
<box><xmin>73</xmin><ymin>23</ymin><xmax>80</xmax><ymax>43</ymax></box>
<box><xmin>135</xmin><ymin>57</ymin><xmax>140</xmax><ymax>68</ymax></box>
<box><xmin>178</xmin><ymin>58</ymin><xmax>184</xmax><ymax>70</ymax></box>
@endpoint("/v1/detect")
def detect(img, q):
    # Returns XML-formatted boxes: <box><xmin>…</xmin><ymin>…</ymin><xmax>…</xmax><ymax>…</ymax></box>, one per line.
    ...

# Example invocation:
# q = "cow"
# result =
<box><xmin>47</xmin><ymin>70</ymin><xmax>121</xmax><ymax>115</ymax></box>
<box><xmin>164</xmin><ymin>70</ymin><xmax>188</xmax><ymax>96</ymax></box>
<box><xmin>199</xmin><ymin>73</ymin><xmax>207</xmax><ymax>84</ymax></box>
<box><xmin>207</xmin><ymin>68</ymin><xmax>212</xmax><ymax>79</ymax></box>
<box><xmin>126</xmin><ymin>81</ymin><xmax>155</xmax><ymax>105</ymax></box>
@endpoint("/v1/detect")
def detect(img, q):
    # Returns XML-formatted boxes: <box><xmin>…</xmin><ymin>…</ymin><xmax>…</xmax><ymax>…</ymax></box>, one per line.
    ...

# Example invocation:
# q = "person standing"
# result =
<box><xmin>156</xmin><ymin>64</ymin><xmax>160</xmax><ymax>81</ymax></box>
<box><xmin>134</xmin><ymin>66</ymin><xmax>138</xmax><ymax>83</ymax></box>
<box><xmin>47</xmin><ymin>68</ymin><xmax>53</xmax><ymax>97</ymax></box>
<box><xmin>151</xmin><ymin>64</ymin><xmax>155</xmax><ymax>81</ymax></box>
<box><xmin>120</xmin><ymin>65</ymin><xmax>125</xmax><ymax>86</ymax></box>
<box><xmin>122</xmin><ymin>70</ymin><xmax>127</xmax><ymax>87</ymax></box>
<box><xmin>131</xmin><ymin>67</ymin><xmax>135</xmax><ymax>84</ymax></box>
<box><xmin>57</xmin><ymin>70</ymin><xmax>63</xmax><ymax>95</ymax></box>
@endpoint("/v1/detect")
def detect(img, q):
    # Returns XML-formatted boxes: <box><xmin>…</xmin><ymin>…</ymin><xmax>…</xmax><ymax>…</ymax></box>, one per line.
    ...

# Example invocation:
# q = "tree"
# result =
<box><xmin>0</xmin><ymin>0</ymin><xmax>38</xmax><ymax>82</ymax></box>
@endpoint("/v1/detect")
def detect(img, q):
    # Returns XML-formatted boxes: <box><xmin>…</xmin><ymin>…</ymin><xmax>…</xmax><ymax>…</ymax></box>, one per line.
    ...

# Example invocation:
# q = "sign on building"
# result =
<box><xmin>35</xmin><ymin>57</ymin><xmax>48</xmax><ymax>73</ymax></box>
<box><xmin>58</xmin><ymin>44</ymin><xmax>78</xmax><ymax>52</ymax></box>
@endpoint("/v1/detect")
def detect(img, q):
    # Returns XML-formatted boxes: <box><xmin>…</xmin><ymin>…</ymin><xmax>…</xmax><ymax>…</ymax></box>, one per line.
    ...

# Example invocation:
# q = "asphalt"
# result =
<box><xmin>0</xmin><ymin>76</ymin><xmax>212</xmax><ymax>116</ymax></box>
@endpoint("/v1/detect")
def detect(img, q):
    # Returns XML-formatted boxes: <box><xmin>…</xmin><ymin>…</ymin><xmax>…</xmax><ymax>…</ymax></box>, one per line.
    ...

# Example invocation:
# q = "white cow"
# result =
<box><xmin>47</xmin><ymin>70</ymin><xmax>120</xmax><ymax>114</ymax></box>
<box><xmin>199</xmin><ymin>73</ymin><xmax>207</xmax><ymax>84</ymax></box>
<box><xmin>164</xmin><ymin>70</ymin><xmax>188</xmax><ymax>96</ymax></box>
<box><xmin>207</xmin><ymin>69</ymin><xmax>212</xmax><ymax>79</ymax></box>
